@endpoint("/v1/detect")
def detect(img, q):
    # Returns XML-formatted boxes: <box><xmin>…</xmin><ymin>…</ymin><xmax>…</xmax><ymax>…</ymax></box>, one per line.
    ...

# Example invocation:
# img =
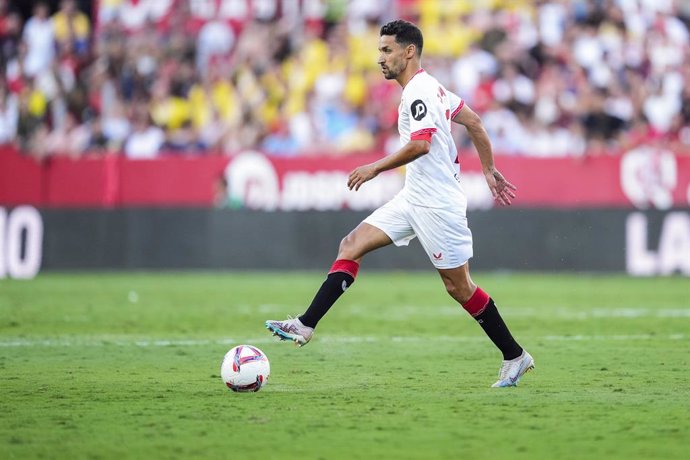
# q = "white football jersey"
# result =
<box><xmin>397</xmin><ymin>69</ymin><xmax>466</xmax><ymax>209</ymax></box>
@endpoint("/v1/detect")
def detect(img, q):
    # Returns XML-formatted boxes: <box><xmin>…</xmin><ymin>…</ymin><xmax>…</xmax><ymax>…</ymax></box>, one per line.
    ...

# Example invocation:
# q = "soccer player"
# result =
<box><xmin>266</xmin><ymin>20</ymin><xmax>534</xmax><ymax>388</ymax></box>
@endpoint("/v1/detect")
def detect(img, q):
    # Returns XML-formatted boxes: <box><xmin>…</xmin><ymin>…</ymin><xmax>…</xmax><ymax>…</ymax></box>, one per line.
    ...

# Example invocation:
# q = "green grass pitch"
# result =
<box><xmin>1</xmin><ymin>272</ymin><xmax>688</xmax><ymax>459</ymax></box>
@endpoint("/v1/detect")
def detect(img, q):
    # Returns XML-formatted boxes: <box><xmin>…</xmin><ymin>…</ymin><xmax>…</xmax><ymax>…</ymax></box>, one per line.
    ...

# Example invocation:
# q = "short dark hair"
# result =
<box><xmin>380</xmin><ymin>20</ymin><xmax>423</xmax><ymax>57</ymax></box>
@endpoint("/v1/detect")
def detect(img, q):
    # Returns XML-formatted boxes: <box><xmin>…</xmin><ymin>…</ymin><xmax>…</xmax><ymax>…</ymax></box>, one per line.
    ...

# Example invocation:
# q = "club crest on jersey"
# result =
<box><xmin>411</xmin><ymin>99</ymin><xmax>427</xmax><ymax>121</ymax></box>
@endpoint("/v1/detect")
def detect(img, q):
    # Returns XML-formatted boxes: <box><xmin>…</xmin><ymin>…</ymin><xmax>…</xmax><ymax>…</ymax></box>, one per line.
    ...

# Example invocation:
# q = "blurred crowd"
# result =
<box><xmin>1</xmin><ymin>0</ymin><xmax>689</xmax><ymax>160</ymax></box>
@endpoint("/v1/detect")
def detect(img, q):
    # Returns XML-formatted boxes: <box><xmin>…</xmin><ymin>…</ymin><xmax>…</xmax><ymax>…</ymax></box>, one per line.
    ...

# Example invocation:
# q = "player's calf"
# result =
<box><xmin>461</xmin><ymin>287</ymin><xmax>523</xmax><ymax>360</ymax></box>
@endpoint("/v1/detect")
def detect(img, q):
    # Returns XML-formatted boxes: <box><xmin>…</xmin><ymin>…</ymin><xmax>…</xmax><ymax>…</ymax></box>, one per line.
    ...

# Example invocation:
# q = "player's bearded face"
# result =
<box><xmin>378</xmin><ymin>35</ymin><xmax>406</xmax><ymax>80</ymax></box>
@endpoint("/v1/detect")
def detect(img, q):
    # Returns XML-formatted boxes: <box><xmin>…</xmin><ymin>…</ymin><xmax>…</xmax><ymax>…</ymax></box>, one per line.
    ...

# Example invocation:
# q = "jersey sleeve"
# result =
<box><xmin>448</xmin><ymin>90</ymin><xmax>465</xmax><ymax>120</ymax></box>
<box><xmin>406</xmin><ymin>86</ymin><xmax>437</xmax><ymax>142</ymax></box>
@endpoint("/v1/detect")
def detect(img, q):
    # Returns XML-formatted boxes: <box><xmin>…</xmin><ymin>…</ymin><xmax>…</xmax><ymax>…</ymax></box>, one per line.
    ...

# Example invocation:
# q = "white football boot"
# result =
<box><xmin>265</xmin><ymin>316</ymin><xmax>314</xmax><ymax>347</ymax></box>
<box><xmin>491</xmin><ymin>350</ymin><xmax>535</xmax><ymax>388</ymax></box>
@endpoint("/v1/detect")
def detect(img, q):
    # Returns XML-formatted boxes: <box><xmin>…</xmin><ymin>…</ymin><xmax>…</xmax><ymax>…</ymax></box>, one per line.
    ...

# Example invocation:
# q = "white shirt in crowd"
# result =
<box><xmin>124</xmin><ymin>126</ymin><xmax>165</xmax><ymax>159</ymax></box>
<box><xmin>22</xmin><ymin>16</ymin><xmax>55</xmax><ymax>77</ymax></box>
<box><xmin>0</xmin><ymin>93</ymin><xmax>18</xmax><ymax>144</ymax></box>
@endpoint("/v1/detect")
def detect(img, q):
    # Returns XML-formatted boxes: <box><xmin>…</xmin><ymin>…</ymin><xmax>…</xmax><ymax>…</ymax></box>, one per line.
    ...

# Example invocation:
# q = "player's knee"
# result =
<box><xmin>443</xmin><ymin>282</ymin><xmax>460</xmax><ymax>301</ymax></box>
<box><xmin>337</xmin><ymin>233</ymin><xmax>358</xmax><ymax>259</ymax></box>
<box><xmin>442</xmin><ymin>278</ymin><xmax>475</xmax><ymax>304</ymax></box>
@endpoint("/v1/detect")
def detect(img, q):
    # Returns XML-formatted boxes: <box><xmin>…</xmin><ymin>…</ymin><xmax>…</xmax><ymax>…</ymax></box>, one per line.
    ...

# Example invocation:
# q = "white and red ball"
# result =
<box><xmin>221</xmin><ymin>345</ymin><xmax>270</xmax><ymax>392</ymax></box>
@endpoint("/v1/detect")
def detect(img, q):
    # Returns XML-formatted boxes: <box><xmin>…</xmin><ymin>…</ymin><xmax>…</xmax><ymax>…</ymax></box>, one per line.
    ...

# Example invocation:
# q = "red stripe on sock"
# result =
<box><xmin>329</xmin><ymin>259</ymin><xmax>360</xmax><ymax>279</ymax></box>
<box><xmin>461</xmin><ymin>287</ymin><xmax>490</xmax><ymax>317</ymax></box>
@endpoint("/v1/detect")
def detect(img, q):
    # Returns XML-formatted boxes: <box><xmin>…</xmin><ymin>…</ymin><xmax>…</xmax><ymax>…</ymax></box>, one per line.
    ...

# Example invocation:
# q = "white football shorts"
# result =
<box><xmin>363</xmin><ymin>194</ymin><xmax>473</xmax><ymax>269</ymax></box>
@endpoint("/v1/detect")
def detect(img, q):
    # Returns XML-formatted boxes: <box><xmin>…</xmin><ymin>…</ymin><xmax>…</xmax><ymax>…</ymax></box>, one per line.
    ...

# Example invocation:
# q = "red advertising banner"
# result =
<box><xmin>1</xmin><ymin>147</ymin><xmax>689</xmax><ymax>210</ymax></box>
<box><xmin>223</xmin><ymin>149</ymin><xmax>690</xmax><ymax>211</ymax></box>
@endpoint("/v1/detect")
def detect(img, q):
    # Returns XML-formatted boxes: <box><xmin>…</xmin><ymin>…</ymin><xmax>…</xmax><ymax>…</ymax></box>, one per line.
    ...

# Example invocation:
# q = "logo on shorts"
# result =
<box><xmin>411</xmin><ymin>100</ymin><xmax>427</xmax><ymax>121</ymax></box>
<box><xmin>433</xmin><ymin>252</ymin><xmax>443</xmax><ymax>260</ymax></box>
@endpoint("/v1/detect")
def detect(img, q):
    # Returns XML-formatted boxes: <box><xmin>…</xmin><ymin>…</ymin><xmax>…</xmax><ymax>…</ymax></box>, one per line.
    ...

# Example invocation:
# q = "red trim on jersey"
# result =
<box><xmin>329</xmin><ymin>259</ymin><xmax>360</xmax><ymax>279</ymax></box>
<box><xmin>410</xmin><ymin>127</ymin><xmax>437</xmax><ymax>142</ymax></box>
<box><xmin>461</xmin><ymin>286</ymin><xmax>490</xmax><ymax>317</ymax></box>
<box><xmin>451</xmin><ymin>100</ymin><xmax>465</xmax><ymax>120</ymax></box>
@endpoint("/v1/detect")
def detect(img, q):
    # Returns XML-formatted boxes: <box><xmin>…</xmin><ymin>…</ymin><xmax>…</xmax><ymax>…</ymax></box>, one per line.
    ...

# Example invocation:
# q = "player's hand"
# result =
<box><xmin>348</xmin><ymin>164</ymin><xmax>379</xmax><ymax>191</ymax></box>
<box><xmin>485</xmin><ymin>168</ymin><xmax>517</xmax><ymax>206</ymax></box>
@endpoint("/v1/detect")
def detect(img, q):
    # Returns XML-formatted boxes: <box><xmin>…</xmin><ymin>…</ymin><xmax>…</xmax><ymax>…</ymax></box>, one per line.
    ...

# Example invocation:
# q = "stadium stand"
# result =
<box><xmin>1</xmin><ymin>0</ymin><xmax>689</xmax><ymax>160</ymax></box>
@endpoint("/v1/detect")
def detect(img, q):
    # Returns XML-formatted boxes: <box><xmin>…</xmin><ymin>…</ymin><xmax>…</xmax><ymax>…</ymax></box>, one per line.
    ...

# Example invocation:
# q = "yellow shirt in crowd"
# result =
<box><xmin>52</xmin><ymin>10</ymin><xmax>91</xmax><ymax>43</ymax></box>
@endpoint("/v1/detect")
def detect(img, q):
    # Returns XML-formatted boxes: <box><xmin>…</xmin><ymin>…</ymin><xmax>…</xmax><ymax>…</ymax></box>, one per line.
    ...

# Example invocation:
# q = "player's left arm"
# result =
<box><xmin>452</xmin><ymin>104</ymin><xmax>517</xmax><ymax>206</ymax></box>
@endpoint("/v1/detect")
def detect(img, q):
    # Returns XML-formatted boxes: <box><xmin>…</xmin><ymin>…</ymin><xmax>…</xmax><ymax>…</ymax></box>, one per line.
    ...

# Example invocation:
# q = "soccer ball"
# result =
<box><xmin>221</xmin><ymin>345</ymin><xmax>270</xmax><ymax>392</ymax></box>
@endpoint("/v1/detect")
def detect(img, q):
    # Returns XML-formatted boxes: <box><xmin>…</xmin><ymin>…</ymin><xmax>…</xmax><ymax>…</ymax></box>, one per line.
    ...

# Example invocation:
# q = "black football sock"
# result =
<box><xmin>461</xmin><ymin>287</ymin><xmax>523</xmax><ymax>360</ymax></box>
<box><xmin>475</xmin><ymin>299</ymin><xmax>523</xmax><ymax>360</ymax></box>
<box><xmin>299</xmin><ymin>259</ymin><xmax>359</xmax><ymax>328</ymax></box>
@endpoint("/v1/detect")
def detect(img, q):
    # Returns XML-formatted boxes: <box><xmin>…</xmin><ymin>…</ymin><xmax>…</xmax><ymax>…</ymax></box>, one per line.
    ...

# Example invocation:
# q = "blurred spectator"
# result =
<box><xmin>643</xmin><ymin>81</ymin><xmax>683</xmax><ymax>134</ymax></box>
<box><xmin>124</xmin><ymin>112</ymin><xmax>164</xmax><ymax>159</ymax></box>
<box><xmin>0</xmin><ymin>82</ymin><xmax>18</xmax><ymax>144</ymax></box>
<box><xmin>0</xmin><ymin>0</ymin><xmax>9</xmax><ymax>34</ymax></box>
<box><xmin>15</xmin><ymin>79</ymin><xmax>48</xmax><ymax>154</ymax></box>
<box><xmin>482</xmin><ymin>102</ymin><xmax>528</xmax><ymax>155</ymax></box>
<box><xmin>581</xmin><ymin>88</ymin><xmax>626</xmax><ymax>153</ymax></box>
<box><xmin>52</xmin><ymin>0</ymin><xmax>91</xmax><ymax>56</ymax></box>
<box><xmin>101</xmin><ymin>101</ymin><xmax>131</xmax><ymax>151</ymax></box>
<box><xmin>196</xmin><ymin>19</ymin><xmax>235</xmax><ymax>77</ymax></box>
<box><xmin>163</xmin><ymin>120</ymin><xmax>205</xmax><ymax>154</ymax></box>
<box><xmin>85</xmin><ymin>116</ymin><xmax>113</xmax><ymax>154</ymax></box>
<box><xmin>262</xmin><ymin>122</ymin><xmax>300</xmax><ymax>156</ymax></box>
<box><xmin>0</xmin><ymin>1</ymin><xmax>23</xmax><ymax>71</ymax></box>
<box><xmin>43</xmin><ymin>110</ymin><xmax>90</xmax><ymax>157</ymax></box>
<box><xmin>492</xmin><ymin>63</ymin><xmax>536</xmax><ymax>107</ymax></box>
<box><xmin>22</xmin><ymin>2</ymin><xmax>54</xmax><ymax>78</ymax></box>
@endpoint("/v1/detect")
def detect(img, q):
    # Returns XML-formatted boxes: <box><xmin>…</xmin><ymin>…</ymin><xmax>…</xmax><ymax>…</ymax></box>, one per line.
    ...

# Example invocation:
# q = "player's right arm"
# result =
<box><xmin>347</xmin><ymin>140</ymin><xmax>430</xmax><ymax>191</ymax></box>
<box><xmin>452</xmin><ymin>103</ymin><xmax>517</xmax><ymax>206</ymax></box>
